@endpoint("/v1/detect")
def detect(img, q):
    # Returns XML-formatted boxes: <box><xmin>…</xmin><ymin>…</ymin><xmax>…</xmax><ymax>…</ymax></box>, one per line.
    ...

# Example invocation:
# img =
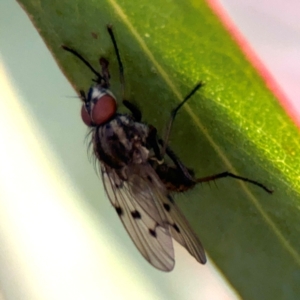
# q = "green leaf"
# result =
<box><xmin>17</xmin><ymin>0</ymin><xmax>300</xmax><ymax>298</ymax></box>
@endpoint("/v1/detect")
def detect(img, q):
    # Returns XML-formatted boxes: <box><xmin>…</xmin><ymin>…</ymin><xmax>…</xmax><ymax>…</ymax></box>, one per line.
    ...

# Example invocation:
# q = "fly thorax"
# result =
<box><xmin>95</xmin><ymin>115</ymin><xmax>150</xmax><ymax>166</ymax></box>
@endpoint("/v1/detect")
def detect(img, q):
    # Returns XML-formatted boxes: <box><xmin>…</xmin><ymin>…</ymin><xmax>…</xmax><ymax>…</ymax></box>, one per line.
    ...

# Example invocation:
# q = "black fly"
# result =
<box><xmin>62</xmin><ymin>25</ymin><xmax>272</xmax><ymax>271</ymax></box>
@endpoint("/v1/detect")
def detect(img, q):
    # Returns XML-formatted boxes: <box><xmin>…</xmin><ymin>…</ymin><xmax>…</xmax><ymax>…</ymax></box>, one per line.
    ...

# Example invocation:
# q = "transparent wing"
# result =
<box><xmin>163</xmin><ymin>194</ymin><xmax>207</xmax><ymax>264</ymax></box>
<box><xmin>101</xmin><ymin>163</ymin><xmax>175</xmax><ymax>271</ymax></box>
<box><xmin>101</xmin><ymin>162</ymin><xmax>206</xmax><ymax>270</ymax></box>
<box><xmin>126</xmin><ymin>163</ymin><xmax>207</xmax><ymax>265</ymax></box>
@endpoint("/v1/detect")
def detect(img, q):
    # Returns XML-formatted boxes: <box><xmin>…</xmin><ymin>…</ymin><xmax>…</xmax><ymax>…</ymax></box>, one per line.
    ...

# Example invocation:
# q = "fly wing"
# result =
<box><xmin>163</xmin><ymin>194</ymin><xmax>207</xmax><ymax>264</ymax></box>
<box><xmin>126</xmin><ymin>163</ymin><xmax>207</xmax><ymax>265</ymax></box>
<box><xmin>100</xmin><ymin>163</ymin><xmax>175</xmax><ymax>271</ymax></box>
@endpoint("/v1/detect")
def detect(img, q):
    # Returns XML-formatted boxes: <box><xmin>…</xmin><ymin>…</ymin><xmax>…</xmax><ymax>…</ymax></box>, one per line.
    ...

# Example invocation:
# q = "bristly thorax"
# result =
<box><xmin>92</xmin><ymin>114</ymin><xmax>150</xmax><ymax>172</ymax></box>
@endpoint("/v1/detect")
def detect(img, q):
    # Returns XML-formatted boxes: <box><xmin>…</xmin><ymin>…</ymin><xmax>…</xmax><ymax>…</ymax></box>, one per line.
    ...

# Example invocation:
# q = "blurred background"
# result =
<box><xmin>0</xmin><ymin>0</ymin><xmax>299</xmax><ymax>299</ymax></box>
<box><xmin>218</xmin><ymin>0</ymin><xmax>300</xmax><ymax>121</ymax></box>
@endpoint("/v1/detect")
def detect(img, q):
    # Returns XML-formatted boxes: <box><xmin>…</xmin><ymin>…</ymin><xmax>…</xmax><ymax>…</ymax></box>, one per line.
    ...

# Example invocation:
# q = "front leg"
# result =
<box><xmin>123</xmin><ymin>100</ymin><xmax>142</xmax><ymax>122</ymax></box>
<box><xmin>147</xmin><ymin>125</ymin><xmax>163</xmax><ymax>162</ymax></box>
<box><xmin>158</xmin><ymin>139</ymin><xmax>196</xmax><ymax>182</ymax></box>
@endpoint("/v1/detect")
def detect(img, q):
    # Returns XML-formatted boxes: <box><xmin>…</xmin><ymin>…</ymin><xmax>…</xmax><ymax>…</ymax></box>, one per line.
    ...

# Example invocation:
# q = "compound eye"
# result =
<box><xmin>81</xmin><ymin>105</ymin><xmax>92</xmax><ymax>126</ymax></box>
<box><xmin>91</xmin><ymin>94</ymin><xmax>117</xmax><ymax>125</ymax></box>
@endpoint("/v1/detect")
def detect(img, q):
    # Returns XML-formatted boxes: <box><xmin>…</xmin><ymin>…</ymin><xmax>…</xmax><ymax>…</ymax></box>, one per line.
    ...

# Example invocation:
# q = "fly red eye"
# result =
<box><xmin>81</xmin><ymin>105</ymin><xmax>92</xmax><ymax>126</ymax></box>
<box><xmin>91</xmin><ymin>94</ymin><xmax>117</xmax><ymax>125</ymax></box>
<box><xmin>81</xmin><ymin>94</ymin><xmax>117</xmax><ymax>126</ymax></box>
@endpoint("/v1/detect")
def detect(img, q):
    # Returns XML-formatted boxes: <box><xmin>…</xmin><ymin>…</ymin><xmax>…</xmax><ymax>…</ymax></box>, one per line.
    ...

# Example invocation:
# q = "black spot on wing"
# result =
<box><xmin>101</xmin><ymin>163</ymin><xmax>176</xmax><ymax>271</ymax></box>
<box><xmin>163</xmin><ymin>194</ymin><xmax>207</xmax><ymax>265</ymax></box>
<box><xmin>149</xmin><ymin>228</ymin><xmax>157</xmax><ymax>238</ymax></box>
<box><xmin>163</xmin><ymin>203</ymin><xmax>171</xmax><ymax>212</ymax></box>
<box><xmin>173</xmin><ymin>223</ymin><xmax>180</xmax><ymax>233</ymax></box>
<box><xmin>115</xmin><ymin>206</ymin><xmax>123</xmax><ymax>216</ymax></box>
<box><xmin>131</xmin><ymin>210</ymin><xmax>141</xmax><ymax>219</ymax></box>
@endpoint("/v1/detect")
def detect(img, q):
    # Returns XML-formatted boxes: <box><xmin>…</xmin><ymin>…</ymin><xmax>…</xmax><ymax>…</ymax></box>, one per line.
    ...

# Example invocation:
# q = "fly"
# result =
<box><xmin>62</xmin><ymin>25</ymin><xmax>272</xmax><ymax>271</ymax></box>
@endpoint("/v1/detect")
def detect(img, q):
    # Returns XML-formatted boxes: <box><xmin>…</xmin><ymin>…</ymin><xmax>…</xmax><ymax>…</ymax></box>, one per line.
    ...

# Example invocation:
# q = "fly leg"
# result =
<box><xmin>106</xmin><ymin>25</ymin><xmax>125</xmax><ymax>102</ymax></box>
<box><xmin>158</xmin><ymin>139</ymin><xmax>195</xmax><ymax>183</ymax></box>
<box><xmin>123</xmin><ymin>100</ymin><xmax>142</xmax><ymax>121</ymax></box>
<box><xmin>160</xmin><ymin>82</ymin><xmax>204</xmax><ymax>157</ymax></box>
<box><xmin>146</xmin><ymin>83</ymin><xmax>204</xmax><ymax>177</ymax></box>
<box><xmin>148</xmin><ymin>126</ymin><xmax>163</xmax><ymax>162</ymax></box>
<box><xmin>155</xmin><ymin>82</ymin><xmax>203</xmax><ymax>179</ymax></box>
<box><xmin>158</xmin><ymin>139</ymin><xmax>272</xmax><ymax>193</ymax></box>
<box><xmin>195</xmin><ymin>172</ymin><xmax>273</xmax><ymax>193</ymax></box>
<box><xmin>158</xmin><ymin>83</ymin><xmax>272</xmax><ymax>193</ymax></box>
<box><xmin>106</xmin><ymin>25</ymin><xmax>142</xmax><ymax>122</ymax></box>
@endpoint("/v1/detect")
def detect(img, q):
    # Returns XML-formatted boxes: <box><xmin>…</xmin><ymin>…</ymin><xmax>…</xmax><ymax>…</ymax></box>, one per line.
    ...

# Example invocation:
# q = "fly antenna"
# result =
<box><xmin>62</xmin><ymin>45</ymin><xmax>104</xmax><ymax>82</ymax></box>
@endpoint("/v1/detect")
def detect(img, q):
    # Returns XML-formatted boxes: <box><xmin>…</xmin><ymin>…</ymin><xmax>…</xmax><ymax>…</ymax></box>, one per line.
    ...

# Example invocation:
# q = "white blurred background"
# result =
<box><xmin>0</xmin><ymin>0</ymin><xmax>299</xmax><ymax>299</ymax></box>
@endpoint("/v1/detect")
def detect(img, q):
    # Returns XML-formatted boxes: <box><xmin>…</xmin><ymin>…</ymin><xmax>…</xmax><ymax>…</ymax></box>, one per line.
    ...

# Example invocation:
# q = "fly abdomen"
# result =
<box><xmin>153</xmin><ymin>163</ymin><xmax>196</xmax><ymax>193</ymax></box>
